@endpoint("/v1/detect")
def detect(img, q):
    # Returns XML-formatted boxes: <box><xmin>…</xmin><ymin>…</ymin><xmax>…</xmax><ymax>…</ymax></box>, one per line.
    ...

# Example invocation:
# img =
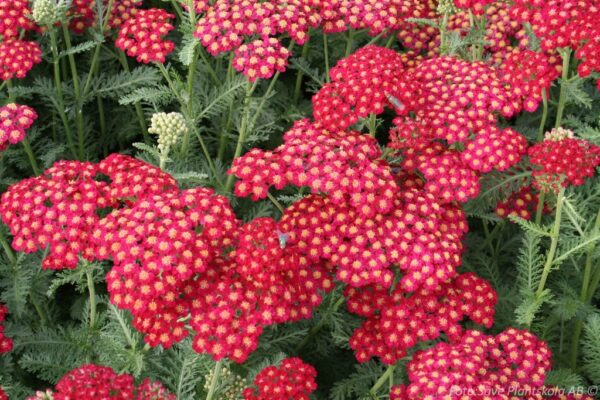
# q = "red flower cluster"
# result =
<box><xmin>0</xmin><ymin>303</ymin><xmax>12</xmax><ymax>354</ymax></box>
<box><xmin>0</xmin><ymin>0</ymin><xmax>34</xmax><ymax>38</ymax></box>
<box><xmin>398</xmin><ymin>2</ymin><xmax>528</xmax><ymax>62</ymax></box>
<box><xmin>69</xmin><ymin>0</ymin><xmax>142</xmax><ymax>33</ymax></box>
<box><xmin>390</xmin><ymin>328</ymin><xmax>574</xmax><ymax>399</ymax></box>
<box><xmin>0</xmin><ymin>387</ymin><xmax>6</xmax><ymax>400</ymax></box>
<box><xmin>189</xmin><ymin>217</ymin><xmax>332</xmax><ymax>362</ymax></box>
<box><xmin>529</xmin><ymin>128</ymin><xmax>600</xmax><ymax>192</ymax></box>
<box><xmin>0</xmin><ymin>154</ymin><xmax>177</xmax><ymax>270</ymax></box>
<box><xmin>242</xmin><ymin>357</ymin><xmax>317</xmax><ymax>400</ymax></box>
<box><xmin>461</xmin><ymin>128</ymin><xmax>528</xmax><ymax>173</ymax></box>
<box><xmin>509</xmin><ymin>0</ymin><xmax>595</xmax><ymax>52</ymax></box>
<box><xmin>68</xmin><ymin>0</ymin><xmax>96</xmax><ymax>34</ymax></box>
<box><xmin>0</xmin><ymin>104</ymin><xmax>38</xmax><ymax>151</ymax></box>
<box><xmin>453</xmin><ymin>0</ymin><xmax>494</xmax><ymax>14</ymax></box>
<box><xmin>499</xmin><ymin>50</ymin><xmax>561</xmax><ymax>112</ymax></box>
<box><xmin>26</xmin><ymin>364</ymin><xmax>174</xmax><ymax>400</ymax></box>
<box><xmin>347</xmin><ymin>273</ymin><xmax>496</xmax><ymax>364</ymax></box>
<box><xmin>116</xmin><ymin>8</ymin><xmax>175</xmax><ymax>63</ymax></box>
<box><xmin>496</xmin><ymin>185</ymin><xmax>544</xmax><ymax>221</ymax></box>
<box><xmin>0</xmin><ymin>39</ymin><xmax>42</xmax><ymax>81</ymax></box>
<box><xmin>234</xmin><ymin>38</ymin><xmax>290</xmax><ymax>82</ymax></box>
<box><xmin>94</xmin><ymin>187</ymin><xmax>239</xmax><ymax>349</ymax></box>
<box><xmin>230</xmin><ymin>118</ymin><xmax>397</xmax><ymax>216</ymax></box>
<box><xmin>313</xmin><ymin>45</ymin><xmax>416</xmax><ymax>131</ymax></box>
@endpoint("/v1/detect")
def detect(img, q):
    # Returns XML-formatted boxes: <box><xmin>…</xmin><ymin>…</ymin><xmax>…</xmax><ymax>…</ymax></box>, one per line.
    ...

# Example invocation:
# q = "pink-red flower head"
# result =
<box><xmin>243</xmin><ymin>358</ymin><xmax>317</xmax><ymax>400</ymax></box>
<box><xmin>0</xmin><ymin>104</ymin><xmax>37</xmax><ymax>151</ymax></box>
<box><xmin>0</xmin><ymin>303</ymin><xmax>12</xmax><ymax>354</ymax></box>
<box><xmin>234</xmin><ymin>38</ymin><xmax>290</xmax><ymax>81</ymax></box>
<box><xmin>0</xmin><ymin>39</ymin><xmax>42</xmax><ymax>81</ymax></box>
<box><xmin>116</xmin><ymin>8</ymin><xmax>175</xmax><ymax>63</ymax></box>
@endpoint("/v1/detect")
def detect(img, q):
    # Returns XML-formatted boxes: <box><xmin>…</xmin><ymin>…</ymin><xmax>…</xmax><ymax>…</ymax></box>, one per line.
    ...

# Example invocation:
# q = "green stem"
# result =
<box><xmin>344</xmin><ymin>29</ymin><xmax>355</xmax><ymax>57</ymax></box>
<box><xmin>293</xmin><ymin>40</ymin><xmax>311</xmax><ymax>103</ymax></box>
<box><xmin>61</xmin><ymin>23</ymin><xmax>86</xmax><ymax>160</ymax></box>
<box><xmin>22</xmin><ymin>138</ymin><xmax>41</xmax><ymax>175</ymax></box>
<box><xmin>86</xmin><ymin>269</ymin><xmax>97</xmax><ymax>329</ymax></box>
<box><xmin>535</xmin><ymin>191</ymin><xmax>546</xmax><ymax>225</ymax></box>
<box><xmin>368</xmin><ymin>113</ymin><xmax>377</xmax><ymax>137</ymax></box>
<box><xmin>323</xmin><ymin>34</ymin><xmax>330</xmax><ymax>83</ymax></box>
<box><xmin>198</xmin><ymin>46</ymin><xmax>220</xmax><ymax>85</ymax></box>
<box><xmin>48</xmin><ymin>29</ymin><xmax>78</xmax><ymax>158</ymax></box>
<box><xmin>296</xmin><ymin>294</ymin><xmax>345</xmax><ymax>353</ymax></box>
<box><xmin>370</xmin><ymin>365</ymin><xmax>395</xmax><ymax>395</ymax></box>
<box><xmin>119</xmin><ymin>51</ymin><xmax>149</xmax><ymax>140</ymax></box>
<box><xmin>555</xmin><ymin>48</ymin><xmax>572</xmax><ymax>128</ymax></box>
<box><xmin>568</xmin><ymin>209</ymin><xmax>600</xmax><ymax>368</ymax></box>
<box><xmin>205</xmin><ymin>360</ymin><xmax>223</xmax><ymax>400</ymax></box>
<box><xmin>440</xmin><ymin>13</ymin><xmax>449</xmax><ymax>55</ymax></box>
<box><xmin>182</xmin><ymin>48</ymin><xmax>200</xmax><ymax>156</ymax></box>
<box><xmin>537</xmin><ymin>88</ymin><xmax>548</xmax><ymax>142</ymax></box>
<box><xmin>267</xmin><ymin>192</ymin><xmax>285</xmax><ymax>213</ymax></box>
<box><xmin>0</xmin><ymin>228</ymin><xmax>16</xmax><ymax>265</ymax></box>
<box><xmin>224</xmin><ymin>76</ymin><xmax>271</xmax><ymax>193</ymax></box>
<box><xmin>217</xmin><ymin>55</ymin><xmax>235</xmax><ymax>162</ymax></box>
<box><xmin>535</xmin><ymin>189</ymin><xmax>566</xmax><ymax>299</ymax></box>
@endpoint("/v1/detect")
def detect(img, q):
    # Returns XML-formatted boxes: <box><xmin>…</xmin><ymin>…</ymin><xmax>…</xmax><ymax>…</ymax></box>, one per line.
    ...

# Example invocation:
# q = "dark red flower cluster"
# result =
<box><xmin>0</xmin><ymin>39</ymin><xmax>42</xmax><ymax>81</ymax></box>
<box><xmin>0</xmin><ymin>0</ymin><xmax>34</xmax><ymax>38</ymax></box>
<box><xmin>0</xmin><ymin>104</ymin><xmax>38</xmax><ymax>151</ymax></box>
<box><xmin>0</xmin><ymin>303</ymin><xmax>12</xmax><ymax>354</ymax></box>
<box><xmin>116</xmin><ymin>8</ymin><xmax>175</xmax><ymax>64</ymax></box>
<box><xmin>194</xmin><ymin>0</ymin><xmax>321</xmax><ymax>56</ymax></box>
<box><xmin>346</xmin><ymin>273</ymin><xmax>496</xmax><ymax>364</ymax></box>
<box><xmin>0</xmin><ymin>387</ymin><xmax>6</xmax><ymax>400</ymax></box>
<box><xmin>312</xmin><ymin>45</ymin><xmax>416</xmax><ymax>131</ymax></box>
<box><xmin>280</xmin><ymin>188</ymin><xmax>467</xmax><ymax>290</ymax></box>
<box><xmin>242</xmin><ymin>357</ymin><xmax>317</xmax><ymax>400</ymax></box>
<box><xmin>509</xmin><ymin>0</ymin><xmax>596</xmax><ymax>52</ymax></box>
<box><xmin>453</xmin><ymin>0</ymin><xmax>494</xmax><ymax>14</ymax></box>
<box><xmin>529</xmin><ymin>128</ymin><xmax>600</xmax><ymax>192</ymax></box>
<box><xmin>387</xmin><ymin>56</ymin><xmax>530</xmax><ymax>203</ymax></box>
<box><xmin>498</xmin><ymin>50</ymin><xmax>561</xmax><ymax>112</ymax></box>
<box><xmin>230</xmin><ymin>118</ymin><xmax>397</xmax><ymax>216</ymax></box>
<box><xmin>68</xmin><ymin>0</ymin><xmax>96</xmax><ymax>34</ymax></box>
<box><xmin>496</xmin><ymin>185</ymin><xmax>544</xmax><ymax>221</ymax></box>
<box><xmin>69</xmin><ymin>0</ymin><xmax>142</xmax><ymax>33</ymax></box>
<box><xmin>233</xmin><ymin>38</ymin><xmax>290</xmax><ymax>81</ymax></box>
<box><xmin>25</xmin><ymin>364</ymin><xmax>174</xmax><ymax>400</ymax></box>
<box><xmin>398</xmin><ymin>2</ymin><xmax>528</xmax><ymax>62</ymax></box>
<box><xmin>389</xmin><ymin>328</ymin><xmax>582</xmax><ymax>399</ymax></box>
<box><xmin>94</xmin><ymin>187</ymin><xmax>239</xmax><ymax>349</ymax></box>
<box><xmin>0</xmin><ymin>154</ymin><xmax>177</xmax><ymax>270</ymax></box>
<box><xmin>189</xmin><ymin>217</ymin><xmax>333</xmax><ymax>362</ymax></box>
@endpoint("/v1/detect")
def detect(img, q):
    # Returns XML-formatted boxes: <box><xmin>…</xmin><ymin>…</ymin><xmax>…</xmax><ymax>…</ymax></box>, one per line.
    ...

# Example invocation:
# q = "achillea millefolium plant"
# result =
<box><xmin>1</xmin><ymin>0</ymin><xmax>600</xmax><ymax>399</ymax></box>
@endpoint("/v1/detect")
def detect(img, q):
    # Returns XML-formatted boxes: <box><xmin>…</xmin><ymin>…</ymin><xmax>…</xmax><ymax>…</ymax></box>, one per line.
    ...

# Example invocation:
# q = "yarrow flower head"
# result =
<box><xmin>94</xmin><ymin>187</ymin><xmax>239</xmax><ymax>349</ymax></box>
<box><xmin>390</xmin><ymin>328</ymin><xmax>575</xmax><ymax>399</ymax></box>
<box><xmin>347</xmin><ymin>273</ymin><xmax>497</xmax><ymax>364</ymax></box>
<box><xmin>0</xmin><ymin>0</ymin><xmax>35</xmax><ymax>37</ymax></box>
<box><xmin>0</xmin><ymin>104</ymin><xmax>38</xmax><ymax>152</ymax></box>
<box><xmin>233</xmin><ymin>38</ymin><xmax>290</xmax><ymax>82</ymax></box>
<box><xmin>0</xmin><ymin>303</ymin><xmax>12</xmax><ymax>354</ymax></box>
<box><xmin>0</xmin><ymin>39</ymin><xmax>42</xmax><ymax>81</ymax></box>
<box><xmin>230</xmin><ymin>118</ymin><xmax>397</xmax><ymax>217</ymax></box>
<box><xmin>529</xmin><ymin>128</ymin><xmax>600</xmax><ymax>192</ymax></box>
<box><xmin>242</xmin><ymin>357</ymin><xmax>317</xmax><ymax>400</ymax></box>
<box><xmin>453</xmin><ymin>0</ymin><xmax>494</xmax><ymax>15</ymax></box>
<box><xmin>0</xmin><ymin>387</ymin><xmax>6</xmax><ymax>400</ymax></box>
<box><xmin>116</xmin><ymin>8</ymin><xmax>175</xmax><ymax>63</ymax></box>
<box><xmin>496</xmin><ymin>184</ymin><xmax>547</xmax><ymax>221</ymax></box>
<box><xmin>25</xmin><ymin>364</ymin><xmax>175</xmax><ymax>400</ymax></box>
<box><xmin>148</xmin><ymin>112</ymin><xmax>188</xmax><ymax>154</ymax></box>
<box><xmin>312</xmin><ymin>45</ymin><xmax>416</xmax><ymax>131</ymax></box>
<box><xmin>68</xmin><ymin>0</ymin><xmax>95</xmax><ymax>34</ymax></box>
<box><xmin>279</xmin><ymin>188</ymin><xmax>468</xmax><ymax>290</ymax></box>
<box><xmin>0</xmin><ymin>154</ymin><xmax>178</xmax><ymax>270</ymax></box>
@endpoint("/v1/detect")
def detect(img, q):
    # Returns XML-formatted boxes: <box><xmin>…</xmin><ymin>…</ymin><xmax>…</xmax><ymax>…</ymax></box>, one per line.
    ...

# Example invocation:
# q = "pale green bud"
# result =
<box><xmin>148</xmin><ymin>112</ymin><xmax>188</xmax><ymax>153</ymax></box>
<box><xmin>31</xmin><ymin>0</ymin><xmax>62</xmax><ymax>26</ymax></box>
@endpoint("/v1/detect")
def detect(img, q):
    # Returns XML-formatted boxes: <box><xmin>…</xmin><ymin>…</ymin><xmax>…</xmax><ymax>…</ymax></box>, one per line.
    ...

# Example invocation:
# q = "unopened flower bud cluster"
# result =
<box><xmin>148</xmin><ymin>112</ymin><xmax>188</xmax><ymax>154</ymax></box>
